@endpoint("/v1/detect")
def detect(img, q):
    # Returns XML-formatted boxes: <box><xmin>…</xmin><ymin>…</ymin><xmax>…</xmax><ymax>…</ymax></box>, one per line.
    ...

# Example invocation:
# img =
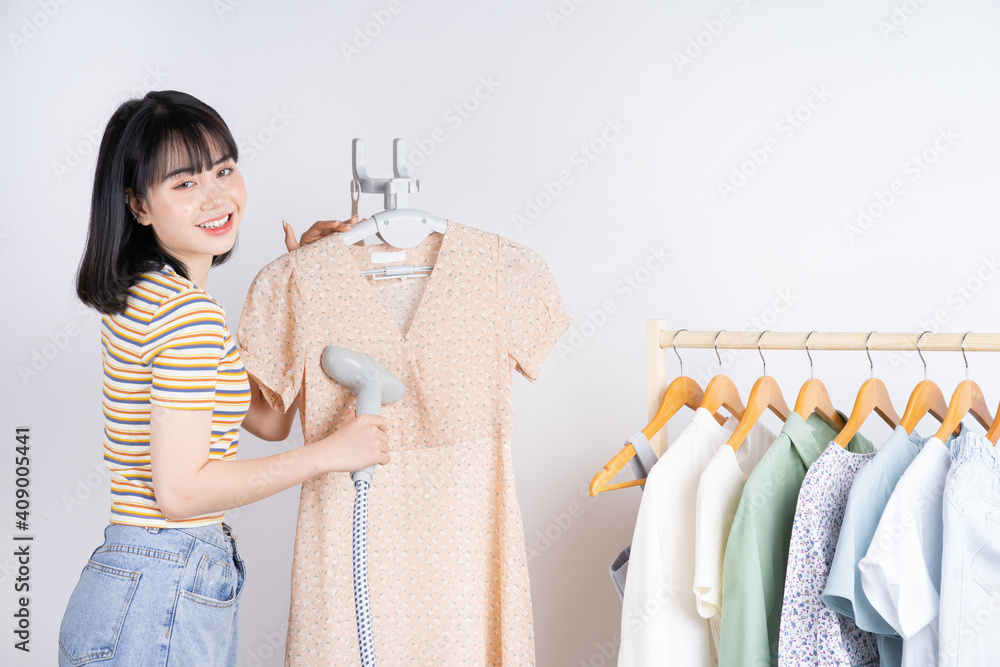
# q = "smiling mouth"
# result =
<box><xmin>198</xmin><ymin>213</ymin><xmax>232</xmax><ymax>229</ymax></box>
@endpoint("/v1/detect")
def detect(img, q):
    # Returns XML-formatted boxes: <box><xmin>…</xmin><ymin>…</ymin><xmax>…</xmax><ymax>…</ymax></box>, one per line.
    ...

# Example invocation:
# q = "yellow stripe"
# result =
<box><xmin>100</xmin><ymin>268</ymin><xmax>249</xmax><ymax>527</ymax></box>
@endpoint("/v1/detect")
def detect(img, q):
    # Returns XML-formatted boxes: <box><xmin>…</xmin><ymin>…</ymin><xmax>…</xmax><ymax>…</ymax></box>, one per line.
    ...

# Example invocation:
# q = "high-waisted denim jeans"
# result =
<box><xmin>58</xmin><ymin>522</ymin><xmax>246</xmax><ymax>666</ymax></box>
<box><xmin>939</xmin><ymin>433</ymin><xmax>1000</xmax><ymax>666</ymax></box>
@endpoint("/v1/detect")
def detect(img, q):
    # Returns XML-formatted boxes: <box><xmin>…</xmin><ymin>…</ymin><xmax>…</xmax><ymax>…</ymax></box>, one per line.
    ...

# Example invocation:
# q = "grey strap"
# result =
<box><xmin>611</xmin><ymin>432</ymin><xmax>656</xmax><ymax>603</ymax></box>
<box><xmin>610</xmin><ymin>545</ymin><xmax>631</xmax><ymax>602</ymax></box>
<box><xmin>627</xmin><ymin>431</ymin><xmax>657</xmax><ymax>488</ymax></box>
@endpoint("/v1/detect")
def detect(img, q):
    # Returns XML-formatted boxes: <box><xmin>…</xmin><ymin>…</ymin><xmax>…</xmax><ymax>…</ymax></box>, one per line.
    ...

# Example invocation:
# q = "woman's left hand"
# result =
<box><xmin>283</xmin><ymin>215</ymin><xmax>363</xmax><ymax>252</ymax></box>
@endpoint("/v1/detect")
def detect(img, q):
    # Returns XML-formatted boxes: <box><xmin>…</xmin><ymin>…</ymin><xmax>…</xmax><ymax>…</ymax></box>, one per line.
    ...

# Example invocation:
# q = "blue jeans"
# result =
<box><xmin>939</xmin><ymin>434</ymin><xmax>1000</xmax><ymax>666</ymax></box>
<box><xmin>58</xmin><ymin>522</ymin><xmax>246</xmax><ymax>666</ymax></box>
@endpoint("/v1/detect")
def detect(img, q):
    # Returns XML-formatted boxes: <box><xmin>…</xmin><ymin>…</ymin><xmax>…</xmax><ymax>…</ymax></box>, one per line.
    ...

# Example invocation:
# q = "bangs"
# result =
<box><xmin>78</xmin><ymin>90</ymin><xmax>241</xmax><ymax>313</ymax></box>
<box><xmin>133</xmin><ymin>106</ymin><xmax>238</xmax><ymax>193</ymax></box>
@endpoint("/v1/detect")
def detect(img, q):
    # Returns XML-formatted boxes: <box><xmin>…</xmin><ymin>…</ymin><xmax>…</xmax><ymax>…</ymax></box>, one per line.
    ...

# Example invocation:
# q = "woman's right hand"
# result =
<box><xmin>283</xmin><ymin>215</ymin><xmax>363</xmax><ymax>252</ymax></box>
<box><xmin>316</xmin><ymin>411</ymin><xmax>390</xmax><ymax>473</ymax></box>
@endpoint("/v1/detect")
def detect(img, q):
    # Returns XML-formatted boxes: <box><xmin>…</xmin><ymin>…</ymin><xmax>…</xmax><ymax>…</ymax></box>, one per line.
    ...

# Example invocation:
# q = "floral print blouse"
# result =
<box><xmin>778</xmin><ymin>442</ymin><xmax>880</xmax><ymax>666</ymax></box>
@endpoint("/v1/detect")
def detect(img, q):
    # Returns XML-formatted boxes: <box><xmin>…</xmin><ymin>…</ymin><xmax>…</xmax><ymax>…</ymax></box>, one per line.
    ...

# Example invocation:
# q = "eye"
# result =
<box><xmin>217</xmin><ymin>166</ymin><xmax>234</xmax><ymax>177</ymax></box>
<box><xmin>173</xmin><ymin>180</ymin><xmax>195</xmax><ymax>189</ymax></box>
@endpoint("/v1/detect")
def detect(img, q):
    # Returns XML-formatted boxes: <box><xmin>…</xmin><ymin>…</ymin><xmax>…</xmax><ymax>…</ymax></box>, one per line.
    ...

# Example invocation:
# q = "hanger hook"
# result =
<box><xmin>866</xmin><ymin>331</ymin><xmax>875</xmax><ymax>379</ymax></box>
<box><xmin>672</xmin><ymin>329</ymin><xmax>687</xmax><ymax>377</ymax></box>
<box><xmin>714</xmin><ymin>330</ymin><xmax>725</xmax><ymax>368</ymax></box>
<box><xmin>805</xmin><ymin>330</ymin><xmax>817</xmax><ymax>380</ymax></box>
<box><xmin>962</xmin><ymin>331</ymin><xmax>971</xmax><ymax>381</ymax></box>
<box><xmin>757</xmin><ymin>330</ymin><xmax>767</xmax><ymax>376</ymax></box>
<box><xmin>916</xmin><ymin>331</ymin><xmax>931</xmax><ymax>382</ymax></box>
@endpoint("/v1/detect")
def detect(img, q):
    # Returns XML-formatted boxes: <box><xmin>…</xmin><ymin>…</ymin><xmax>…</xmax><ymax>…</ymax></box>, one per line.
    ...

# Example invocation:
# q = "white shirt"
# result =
<box><xmin>859</xmin><ymin>436</ymin><xmax>953</xmax><ymax>667</ymax></box>
<box><xmin>694</xmin><ymin>418</ymin><xmax>776</xmax><ymax>660</ymax></box>
<box><xmin>619</xmin><ymin>407</ymin><xmax>776</xmax><ymax>667</ymax></box>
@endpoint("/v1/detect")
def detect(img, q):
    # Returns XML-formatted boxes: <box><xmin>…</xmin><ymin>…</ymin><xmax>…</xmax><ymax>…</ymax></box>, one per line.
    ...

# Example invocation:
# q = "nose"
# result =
<box><xmin>200</xmin><ymin>176</ymin><xmax>225</xmax><ymax>209</ymax></box>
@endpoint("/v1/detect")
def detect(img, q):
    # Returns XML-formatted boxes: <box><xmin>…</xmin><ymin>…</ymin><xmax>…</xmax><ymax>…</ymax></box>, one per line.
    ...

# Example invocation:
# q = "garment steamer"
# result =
<box><xmin>324</xmin><ymin>139</ymin><xmax>442</xmax><ymax>663</ymax></box>
<box><xmin>321</xmin><ymin>346</ymin><xmax>405</xmax><ymax>666</ymax></box>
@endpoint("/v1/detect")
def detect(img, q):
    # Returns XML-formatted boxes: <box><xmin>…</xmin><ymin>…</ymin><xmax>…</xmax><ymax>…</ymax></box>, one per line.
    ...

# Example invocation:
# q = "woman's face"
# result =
<box><xmin>131</xmin><ymin>141</ymin><xmax>246</xmax><ymax>274</ymax></box>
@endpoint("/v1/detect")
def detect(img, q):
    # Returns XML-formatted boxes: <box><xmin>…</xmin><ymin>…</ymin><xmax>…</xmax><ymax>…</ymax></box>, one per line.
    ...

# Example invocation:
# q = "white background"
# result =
<box><xmin>3</xmin><ymin>0</ymin><xmax>1000</xmax><ymax>665</ymax></box>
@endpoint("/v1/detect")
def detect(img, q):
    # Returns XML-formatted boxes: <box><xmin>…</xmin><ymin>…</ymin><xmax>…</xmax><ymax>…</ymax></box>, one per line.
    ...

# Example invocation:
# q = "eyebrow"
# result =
<box><xmin>163</xmin><ymin>154</ymin><xmax>234</xmax><ymax>180</ymax></box>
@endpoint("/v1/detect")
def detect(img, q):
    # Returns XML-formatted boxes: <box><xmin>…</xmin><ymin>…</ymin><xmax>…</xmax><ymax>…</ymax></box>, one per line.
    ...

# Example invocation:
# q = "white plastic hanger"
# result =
<box><xmin>338</xmin><ymin>138</ymin><xmax>448</xmax><ymax>256</ymax></box>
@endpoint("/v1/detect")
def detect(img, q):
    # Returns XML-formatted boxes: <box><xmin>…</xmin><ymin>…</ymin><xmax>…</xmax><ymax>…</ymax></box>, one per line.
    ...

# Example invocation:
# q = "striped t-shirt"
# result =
<box><xmin>101</xmin><ymin>264</ymin><xmax>251</xmax><ymax>527</ymax></box>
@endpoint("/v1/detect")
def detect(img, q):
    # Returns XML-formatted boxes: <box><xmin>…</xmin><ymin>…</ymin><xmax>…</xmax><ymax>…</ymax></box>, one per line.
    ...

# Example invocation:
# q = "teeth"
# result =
<box><xmin>199</xmin><ymin>214</ymin><xmax>230</xmax><ymax>229</ymax></box>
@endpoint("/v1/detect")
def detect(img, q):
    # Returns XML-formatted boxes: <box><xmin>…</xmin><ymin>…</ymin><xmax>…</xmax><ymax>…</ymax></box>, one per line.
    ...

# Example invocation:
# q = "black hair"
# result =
<box><xmin>76</xmin><ymin>90</ymin><xmax>240</xmax><ymax>314</ymax></box>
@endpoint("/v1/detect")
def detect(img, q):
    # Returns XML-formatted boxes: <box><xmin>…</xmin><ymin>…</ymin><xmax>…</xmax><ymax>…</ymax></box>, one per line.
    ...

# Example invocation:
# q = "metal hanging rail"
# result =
<box><xmin>655</xmin><ymin>331</ymin><xmax>1000</xmax><ymax>353</ymax></box>
<box><xmin>641</xmin><ymin>323</ymin><xmax>1000</xmax><ymax>455</ymax></box>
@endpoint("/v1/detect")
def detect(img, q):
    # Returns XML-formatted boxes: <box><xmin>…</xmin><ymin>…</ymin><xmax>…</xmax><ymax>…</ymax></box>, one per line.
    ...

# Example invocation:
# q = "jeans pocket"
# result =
<box><xmin>191</xmin><ymin>553</ymin><xmax>235</xmax><ymax>603</ymax></box>
<box><xmin>170</xmin><ymin>550</ymin><xmax>241</xmax><ymax>667</ymax></box>
<box><xmin>169</xmin><ymin>593</ymin><xmax>240</xmax><ymax>667</ymax></box>
<box><xmin>972</xmin><ymin>511</ymin><xmax>1000</xmax><ymax>596</ymax></box>
<box><xmin>58</xmin><ymin>561</ymin><xmax>140</xmax><ymax>666</ymax></box>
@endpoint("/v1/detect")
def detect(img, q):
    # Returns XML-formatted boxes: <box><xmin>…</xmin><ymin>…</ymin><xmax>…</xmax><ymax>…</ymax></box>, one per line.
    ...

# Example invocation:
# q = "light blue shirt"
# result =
<box><xmin>823</xmin><ymin>425</ymin><xmax>962</xmax><ymax>667</ymax></box>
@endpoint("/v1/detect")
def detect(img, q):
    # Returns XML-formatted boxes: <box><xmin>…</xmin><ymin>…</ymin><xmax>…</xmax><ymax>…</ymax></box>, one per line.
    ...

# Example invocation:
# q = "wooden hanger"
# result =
<box><xmin>700</xmin><ymin>331</ymin><xmax>746</xmax><ymax>422</ymax></box>
<box><xmin>725</xmin><ymin>332</ymin><xmax>790</xmax><ymax>452</ymax></box>
<box><xmin>833</xmin><ymin>332</ymin><xmax>901</xmax><ymax>448</ymax></box>
<box><xmin>899</xmin><ymin>331</ymin><xmax>948</xmax><ymax>435</ymax></box>
<box><xmin>986</xmin><ymin>399</ymin><xmax>1000</xmax><ymax>444</ymax></box>
<box><xmin>935</xmin><ymin>333</ymin><xmax>993</xmax><ymax>441</ymax></box>
<box><xmin>590</xmin><ymin>330</ymin><xmax>713</xmax><ymax>495</ymax></box>
<box><xmin>794</xmin><ymin>331</ymin><xmax>846</xmax><ymax>430</ymax></box>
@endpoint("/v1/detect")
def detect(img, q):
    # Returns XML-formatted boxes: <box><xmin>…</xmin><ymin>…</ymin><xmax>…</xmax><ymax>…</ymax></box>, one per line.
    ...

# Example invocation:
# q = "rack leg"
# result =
<box><xmin>647</xmin><ymin>319</ymin><xmax>668</xmax><ymax>456</ymax></box>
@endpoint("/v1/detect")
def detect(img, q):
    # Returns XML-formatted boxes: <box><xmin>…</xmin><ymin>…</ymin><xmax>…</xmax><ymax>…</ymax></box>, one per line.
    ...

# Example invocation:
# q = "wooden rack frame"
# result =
<box><xmin>645</xmin><ymin>322</ymin><xmax>1000</xmax><ymax>454</ymax></box>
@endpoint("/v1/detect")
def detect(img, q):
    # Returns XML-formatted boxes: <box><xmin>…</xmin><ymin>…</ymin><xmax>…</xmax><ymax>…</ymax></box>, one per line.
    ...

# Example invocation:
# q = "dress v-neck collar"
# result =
<box><xmin>337</xmin><ymin>221</ymin><xmax>456</xmax><ymax>343</ymax></box>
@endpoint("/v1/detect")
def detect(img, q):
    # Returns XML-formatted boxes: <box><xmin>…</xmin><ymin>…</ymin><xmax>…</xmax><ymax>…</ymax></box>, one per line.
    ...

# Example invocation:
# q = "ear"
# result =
<box><xmin>125</xmin><ymin>188</ymin><xmax>152</xmax><ymax>226</ymax></box>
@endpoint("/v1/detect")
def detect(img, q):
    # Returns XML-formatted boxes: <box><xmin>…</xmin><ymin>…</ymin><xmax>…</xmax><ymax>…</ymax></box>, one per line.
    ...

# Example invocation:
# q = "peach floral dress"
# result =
<box><xmin>236</xmin><ymin>221</ymin><xmax>571</xmax><ymax>666</ymax></box>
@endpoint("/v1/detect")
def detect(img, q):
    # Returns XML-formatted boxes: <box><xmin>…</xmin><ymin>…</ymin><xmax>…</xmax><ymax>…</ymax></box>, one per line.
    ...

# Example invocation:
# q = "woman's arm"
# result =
<box><xmin>240</xmin><ymin>374</ymin><xmax>299</xmax><ymax>441</ymax></box>
<box><xmin>150</xmin><ymin>403</ymin><xmax>389</xmax><ymax>521</ymax></box>
<box><xmin>148</xmin><ymin>214</ymin><xmax>377</xmax><ymax>520</ymax></box>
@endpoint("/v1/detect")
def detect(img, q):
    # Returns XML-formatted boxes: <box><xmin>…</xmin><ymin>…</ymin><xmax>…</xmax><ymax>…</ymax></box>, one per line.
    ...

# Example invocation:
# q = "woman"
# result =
<box><xmin>58</xmin><ymin>90</ymin><xmax>389</xmax><ymax>666</ymax></box>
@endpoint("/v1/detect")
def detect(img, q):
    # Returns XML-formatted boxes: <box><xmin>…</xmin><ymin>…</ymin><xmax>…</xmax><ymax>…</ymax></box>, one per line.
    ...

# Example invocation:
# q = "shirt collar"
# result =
<box><xmin>945</xmin><ymin>422</ymin><xmax>968</xmax><ymax>448</ymax></box>
<box><xmin>781</xmin><ymin>409</ymin><xmax>872</xmax><ymax>466</ymax></box>
<box><xmin>904</xmin><ymin>421</ymin><xmax>967</xmax><ymax>451</ymax></box>
<box><xmin>878</xmin><ymin>424</ymin><xmax>922</xmax><ymax>450</ymax></box>
<box><xmin>690</xmin><ymin>406</ymin><xmax>731</xmax><ymax>438</ymax></box>
<box><xmin>780</xmin><ymin>411</ymin><xmax>826</xmax><ymax>466</ymax></box>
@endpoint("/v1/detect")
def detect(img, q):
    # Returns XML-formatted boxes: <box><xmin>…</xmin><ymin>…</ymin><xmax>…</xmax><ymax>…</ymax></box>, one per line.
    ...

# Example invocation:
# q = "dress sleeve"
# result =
<box><xmin>140</xmin><ymin>290</ymin><xmax>226</xmax><ymax>410</ymax></box>
<box><xmin>498</xmin><ymin>237</ymin><xmax>572</xmax><ymax>381</ymax></box>
<box><xmin>236</xmin><ymin>255</ymin><xmax>304</xmax><ymax>413</ymax></box>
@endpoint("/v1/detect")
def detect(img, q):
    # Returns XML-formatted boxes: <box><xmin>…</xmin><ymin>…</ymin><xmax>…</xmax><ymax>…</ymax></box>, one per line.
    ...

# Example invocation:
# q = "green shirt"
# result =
<box><xmin>718</xmin><ymin>412</ymin><xmax>874</xmax><ymax>667</ymax></box>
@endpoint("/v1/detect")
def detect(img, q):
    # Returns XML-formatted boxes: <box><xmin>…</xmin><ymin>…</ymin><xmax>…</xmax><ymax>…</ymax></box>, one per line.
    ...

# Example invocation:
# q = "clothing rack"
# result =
<box><xmin>644</xmin><ymin>321</ymin><xmax>1000</xmax><ymax>455</ymax></box>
